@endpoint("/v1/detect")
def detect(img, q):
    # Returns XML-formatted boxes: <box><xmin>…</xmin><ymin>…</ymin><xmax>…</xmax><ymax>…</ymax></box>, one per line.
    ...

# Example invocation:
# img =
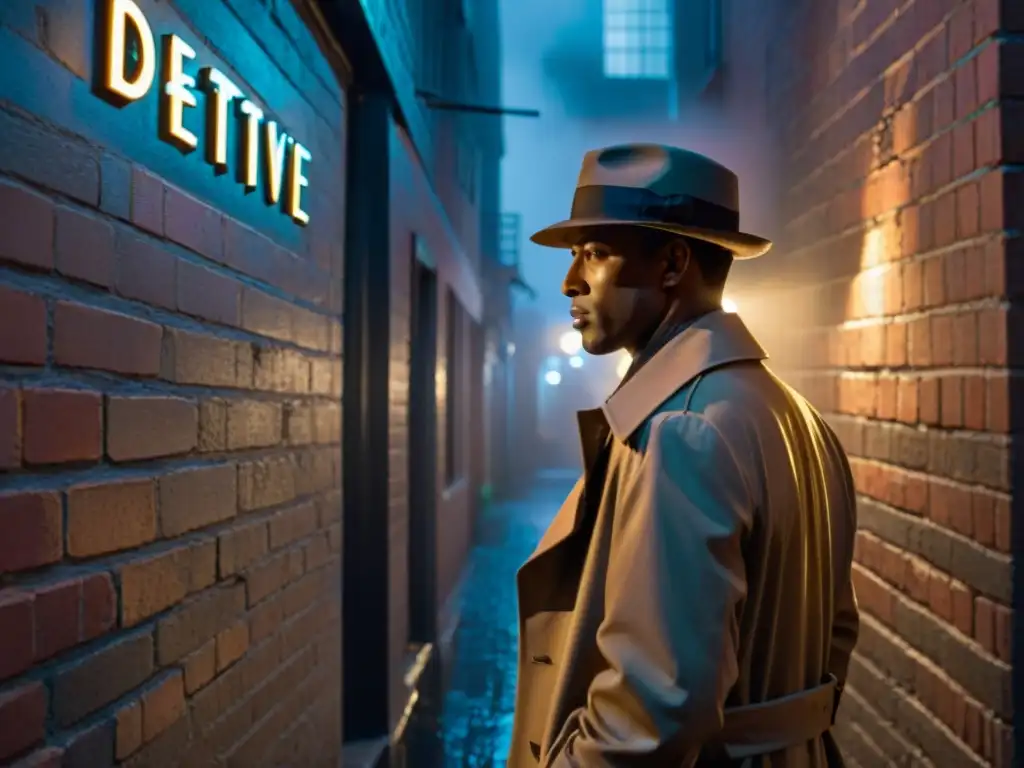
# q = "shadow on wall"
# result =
<box><xmin>500</xmin><ymin>0</ymin><xmax>783</xmax><ymax>326</ymax></box>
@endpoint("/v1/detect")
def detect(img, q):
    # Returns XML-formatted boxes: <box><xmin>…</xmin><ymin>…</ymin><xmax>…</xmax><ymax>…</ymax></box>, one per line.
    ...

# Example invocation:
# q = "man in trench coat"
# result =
<box><xmin>508</xmin><ymin>145</ymin><xmax>859</xmax><ymax>767</ymax></box>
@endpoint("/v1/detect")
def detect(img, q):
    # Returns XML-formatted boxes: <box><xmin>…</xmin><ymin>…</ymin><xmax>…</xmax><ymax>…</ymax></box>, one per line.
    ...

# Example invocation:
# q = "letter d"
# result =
<box><xmin>100</xmin><ymin>0</ymin><xmax>156</xmax><ymax>102</ymax></box>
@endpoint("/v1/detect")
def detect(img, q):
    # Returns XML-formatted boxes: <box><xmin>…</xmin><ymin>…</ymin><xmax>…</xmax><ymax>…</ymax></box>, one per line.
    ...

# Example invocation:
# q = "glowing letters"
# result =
<box><xmin>98</xmin><ymin>0</ymin><xmax>311</xmax><ymax>226</ymax></box>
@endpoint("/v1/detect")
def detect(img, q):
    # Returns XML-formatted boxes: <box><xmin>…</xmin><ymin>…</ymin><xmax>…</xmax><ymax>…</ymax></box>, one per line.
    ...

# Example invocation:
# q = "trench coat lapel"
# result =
<box><xmin>521</xmin><ymin>310</ymin><xmax>767</xmax><ymax>568</ymax></box>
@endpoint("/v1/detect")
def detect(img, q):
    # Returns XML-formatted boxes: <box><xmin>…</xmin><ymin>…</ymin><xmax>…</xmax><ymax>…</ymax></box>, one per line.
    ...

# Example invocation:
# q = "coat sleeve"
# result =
<box><xmin>828</xmin><ymin>448</ymin><xmax>860</xmax><ymax>692</ymax></box>
<box><xmin>547</xmin><ymin>412</ymin><xmax>754</xmax><ymax>767</ymax></box>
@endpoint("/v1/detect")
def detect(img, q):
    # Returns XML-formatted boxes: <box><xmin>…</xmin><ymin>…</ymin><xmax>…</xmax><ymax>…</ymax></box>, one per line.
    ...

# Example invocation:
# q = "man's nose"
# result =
<box><xmin>562</xmin><ymin>259</ymin><xmax>586</xmax><ymax>297</ymax></box>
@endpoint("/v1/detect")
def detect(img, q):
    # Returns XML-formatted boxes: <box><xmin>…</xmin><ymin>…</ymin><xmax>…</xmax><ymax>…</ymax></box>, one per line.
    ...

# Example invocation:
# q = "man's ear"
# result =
<box><xmin>661</xmin><ymin>239</ymin><xmax>691</xmax><ymax>289</ymax></box>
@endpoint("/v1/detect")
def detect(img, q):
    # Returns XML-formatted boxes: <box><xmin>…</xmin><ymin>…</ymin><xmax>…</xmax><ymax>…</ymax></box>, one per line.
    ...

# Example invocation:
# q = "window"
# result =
<box><xmin>602</xmin><ymin>0</ymin><xmax>673</xmax><ymax>80</ymax></box>
<box><xmin>445</xmin><ymin>289</ymin><xmax>466</xmax><ymax>486</ymax></box>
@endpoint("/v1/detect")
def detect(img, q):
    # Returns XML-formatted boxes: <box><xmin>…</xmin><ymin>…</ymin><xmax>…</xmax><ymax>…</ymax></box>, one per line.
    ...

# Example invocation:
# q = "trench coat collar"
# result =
<box><xmin>522</xmin><ymin>310</ymin><xmax>767</xmax><ymax>571</ymax></box>
<box><xmin>602</xmin><ymin>309</ymin><xmax>768</xmax><ymax>442</ymax></box>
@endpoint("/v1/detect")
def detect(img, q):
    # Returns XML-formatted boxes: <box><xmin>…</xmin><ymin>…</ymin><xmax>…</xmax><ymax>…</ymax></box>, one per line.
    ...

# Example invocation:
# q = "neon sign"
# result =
<box><xmin>97</xmin><ymin>0</ymin><xmax>311</xmax><ymax>226</ymax></box>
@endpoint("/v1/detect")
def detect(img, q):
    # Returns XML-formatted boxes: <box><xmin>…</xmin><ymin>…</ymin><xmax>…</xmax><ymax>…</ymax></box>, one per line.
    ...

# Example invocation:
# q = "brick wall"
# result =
<box><xmin>0</xmin><ymin>0</ymin><xmax>346</xmax><ymax>765</ymax></box>
<box><xmin>720</xmin><ymin>0</ymin><xmax>1022</xmax><ymax>764</ymax></box>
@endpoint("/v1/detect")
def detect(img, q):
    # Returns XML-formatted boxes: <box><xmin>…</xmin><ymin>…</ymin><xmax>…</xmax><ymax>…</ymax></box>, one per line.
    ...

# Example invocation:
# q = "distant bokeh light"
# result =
<box><xmin>545</xmin><ymin>370</ymin><xmax>562</xmax><ymax>386</ymax></box>
<box><xmin>559</xmin><ymin>330</ymin><xmax>583</xmax><ymax>355</ymax></box>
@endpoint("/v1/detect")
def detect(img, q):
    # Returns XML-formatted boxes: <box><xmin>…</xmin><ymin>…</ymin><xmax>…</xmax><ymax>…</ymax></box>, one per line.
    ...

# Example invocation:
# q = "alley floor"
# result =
<box><xmin>438</xmin><ymin>471</ymin><xmax>575</xmax><ymax>767</ymax></box>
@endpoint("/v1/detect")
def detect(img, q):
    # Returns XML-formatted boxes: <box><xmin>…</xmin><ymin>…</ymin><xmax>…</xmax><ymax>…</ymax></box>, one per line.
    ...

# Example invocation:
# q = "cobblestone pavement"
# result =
<box><xmin>437</xmin><ymin>472</ymin><xmax>576</xmax><ymax>768</ymax></box>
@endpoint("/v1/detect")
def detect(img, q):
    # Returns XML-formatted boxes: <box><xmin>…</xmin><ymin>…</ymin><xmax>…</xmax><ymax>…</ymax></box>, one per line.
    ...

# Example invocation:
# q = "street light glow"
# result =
<box><xmin>568</xmin><ymin>355</ymin><xmax>583</xmax><ymax>368</ymax></box>
<box><xmin>559</xmin><ymin>330</ymin><xmax>583</xmax><ymax>355</ymax></box>
<box><xmin>544</xmin><ymin>370</ymin><xmax>562</xmax><ymax>386</ymax></box>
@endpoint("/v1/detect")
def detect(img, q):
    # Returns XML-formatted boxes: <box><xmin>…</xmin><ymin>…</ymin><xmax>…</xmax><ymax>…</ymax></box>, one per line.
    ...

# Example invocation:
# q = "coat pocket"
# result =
<box><xmin>518</xmin><ymin>610</ymin><xmax>573</xmax><ymax>752</ymax></box>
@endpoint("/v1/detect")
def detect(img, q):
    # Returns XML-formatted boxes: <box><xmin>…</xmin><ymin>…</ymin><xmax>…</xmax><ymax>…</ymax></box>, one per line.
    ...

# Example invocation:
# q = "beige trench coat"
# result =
<box><xmin>508</xmin><ymin>311</ymin><xmax>859</xmax><ymax>767</ymax></box>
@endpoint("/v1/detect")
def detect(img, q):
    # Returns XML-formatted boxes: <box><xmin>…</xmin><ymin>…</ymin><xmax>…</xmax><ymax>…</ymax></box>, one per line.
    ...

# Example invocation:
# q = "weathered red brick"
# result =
<box><xmin>0</xmin><ymin>388</ymin><xmax>20</xmax><ymax>468</ymax></box>
<box><xmin>118</xmin><ymin>547</ymin><xmax>191</xmax><ymax>627</ymax></box>
<box><xmin>215</xmin><ymin>620</ymin><xmax>249</xmax><ymax>672</ymax></box>
<box><xmin>33</xmin><ymin>578</ymin><xmax>82</xmax><ymax>661</ymax></box>
<box><xmin>22</xmin><ymin>388</ymin><xmax>102</xmax><ymax>465</ymax></box>
<box><xmin>141</xmin><ymin>671</ymin><xmax>186</xmax><ymax>742</ymax></box>
<box><xmin>0</xmin><ymin>181</ymin><xmax>54</xmax><ymax>269</ymax></box>
<box><xmin>62</xmin><ymin>719</ymin><xmax>115</xmax><ymax>766</ymax></box>
<box><xmin>54</xmin><ymin>302</ymin><xmax>163</xmax><ymax>376</ymax></box>
<box><xmin>176</xmin><ymin>260</ymin><xmax>241</xmax><ymax>326</ymax></box>
<box><xmin>115</xmin><ymin>700</ymin><xmax>143</xmax><ymax>760</ymax></box>
<box><xmin>164</xmin><ymin>186</ymin><xmax>223</xmax><ymax>261</ymax></box>
<box><xmin>115</xmin><ymin>231</ymin><xmax>177</xmax><ymax>310</ymax></box>
<box><xmin>81</xmin><ymin>573</ymin><xmax>116</xmax><ymax>640</ymax></box>
<box><xmin>0</xmin><ymin>491</ymin><xmax>62</xmax><ymax>573</ymax></box>
<box><xmin>0</xmin><ymin>682</ymin><xmax>46</xmax><ymax>761</ymax></box>
<box><xmin>106</xmin><ymin>395</ymin><xmax>198</xmax><ymax>462</ymax></box>
<box><xmin>0</xmin><ymin>590</ymin><xmax>34</xmax><ymax>681</ymax></box>
<box><xmin>131</xmin><ymin>166</ymin><xmax>164</xmax><ymax>235</ymax></box>
<box><xmin>181</xmin><ymin>639</ymin><xmax>216</xmax><ymax>694</ymax></box>
<box><xmin>55</xmin><ymin>206</ymin><xmax>116</xmax><ymax>287</ymax></box>
<box><xmin>66</xmin><ymin>479</ymin><xmax>157</xmax><ymax>557</ymax></box>
<box><xmin>155</xmin><ymin>583</ymin><xmax>245</xmax><ymax>664</ymax></box>
<box><xmin>52</xmin><ymin>632</ymin><xmax>153</xmax><ymax>727</ymax></box>
<box><xmin>158</xmin><ymin>464</ymin><xmax>237</xmax><ymax>537</ymax></box>
<box><xmin>0</xmin><ymin>287</ymin><xmax>47</xmax><ymax>365</ymax></box>
<box><xmin>160</xmin><ymin>328</ymin><xmax>244</xmax><ymax>387</ymax></box>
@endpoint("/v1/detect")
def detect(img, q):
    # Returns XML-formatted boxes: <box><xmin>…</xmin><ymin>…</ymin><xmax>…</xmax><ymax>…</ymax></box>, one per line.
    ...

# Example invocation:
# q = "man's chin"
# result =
<box><xmin>581</xmin><ymin>333</ymin><xmax>616</xmax><ymax>356</ymax></box>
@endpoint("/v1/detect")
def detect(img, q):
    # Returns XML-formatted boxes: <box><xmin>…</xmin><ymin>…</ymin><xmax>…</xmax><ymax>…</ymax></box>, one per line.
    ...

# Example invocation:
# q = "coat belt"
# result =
<box><xmin>714</xmin><ymin>675</ymin><xmax>841</xmax><ymax>759</ymax></box>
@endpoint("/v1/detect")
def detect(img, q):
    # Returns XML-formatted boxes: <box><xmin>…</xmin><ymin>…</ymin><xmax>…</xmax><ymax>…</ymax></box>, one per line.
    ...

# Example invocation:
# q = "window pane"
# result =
<box><xmin>604</xmin><ymin>50</ymin><xmax>626</xmax><ymax>76</ymax></box>
<box><xmin>648</xmin><ymin>28</ymin><xmax>669</xmax><ymax>49</ymax></box>
<box><xmin>602</xmin><ymin>0</ymin><xmax>673</xmax><ymax>80</ymax></box>
<box><xmin>604</xmin><ymin>28</ymin><xmax>626</xmax><ymax>48</ymax></box>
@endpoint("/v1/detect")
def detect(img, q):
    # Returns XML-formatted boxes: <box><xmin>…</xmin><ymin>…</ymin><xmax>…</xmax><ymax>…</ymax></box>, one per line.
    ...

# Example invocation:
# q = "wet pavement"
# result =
<box><xmin>437</xmin><ymin>471</ymin><xmax>576</xmax><ymax>767</ymax></box>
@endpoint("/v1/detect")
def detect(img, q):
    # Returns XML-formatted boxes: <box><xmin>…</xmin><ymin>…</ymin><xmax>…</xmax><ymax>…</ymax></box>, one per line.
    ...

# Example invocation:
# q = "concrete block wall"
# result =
<box><xmin>0</xmin><ymin>0</ymin><xmax>345</xmax><ymax>765</ymax></box>
<box><xmin>721</xmin><ymin>0</ymin><xmax>1022</xmax><ymax>764</ymax></box>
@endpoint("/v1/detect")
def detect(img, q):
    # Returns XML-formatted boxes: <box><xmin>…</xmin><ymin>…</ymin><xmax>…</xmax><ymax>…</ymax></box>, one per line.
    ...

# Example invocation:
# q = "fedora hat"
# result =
<box><xmin>530</xmin><ymin>144</ymin><xmax>772</xmax><ymax>259</ymax></box>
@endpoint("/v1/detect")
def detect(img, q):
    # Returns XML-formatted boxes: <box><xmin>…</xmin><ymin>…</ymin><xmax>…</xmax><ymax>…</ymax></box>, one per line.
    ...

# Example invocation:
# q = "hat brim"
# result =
<box><xmin>529</xmin><ymin>218</ymin><xmax>772</xmax><ymax>259</ymax></box>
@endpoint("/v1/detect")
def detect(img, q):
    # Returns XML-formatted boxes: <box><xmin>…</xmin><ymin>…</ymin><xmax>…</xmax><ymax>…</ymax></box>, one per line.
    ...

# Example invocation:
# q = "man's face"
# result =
<box><xmin>561</xmin><ymin>231</ymin><xmax>675</xmax><ymax>356</ymax></box>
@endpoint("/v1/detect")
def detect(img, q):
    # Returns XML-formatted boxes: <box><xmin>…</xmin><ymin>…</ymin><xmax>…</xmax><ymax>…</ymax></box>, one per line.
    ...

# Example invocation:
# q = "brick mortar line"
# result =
<box><xmin>189</xmin><ymin>615</ymin><xmax>338</xmax><ymax>746</ymax></box>
<box><xmin>853</xmin><ymin>610</ymin><xmax>1011</xmax><ymax>725</ymax></box>
<box><xmin>0</xmin><ymin>153</ymin><xmax>341</xmax><ymax>314</ymax></box>
<box><xmin>852</xmin><ymin>577</ymin><xmax>1011</xmax><ymax>696</ymax></box>
<box><xmin>0</xmin><ymin>372</ymin><xmax>343</xmax><ymax>415</ymax></box>
<box><xmin>784</xmin><ymin>10</ymin><xmax>1000</xmax><ymax>148</ymax></box>
<box><xmin>0</xmin><ymin>274</ymin><xmax>341</xmax><ymax>361</ymax></box>
<box><xmin>0</xmin><ymin>442</ymin><xmax>339</xmax><ymax>497</ymax></box>
<box><xmin>785</xmin><ymin>158</ymin><xmax>1002</xmax><ymax>241</ymax></box>
<box><xmin>849</xmin><ymin>456</ymin><xmax>1010</xmax><ymax>496</ymax></box>
<box><xmin>788</xmin><ymin>79</ymin><xmax>1001</xmax><ymax>192</ymax></box>
<box><xmin>802</xmin><ymin>368</ymin><xmax>1022</xmax><ymax>379</ymax></box>
<box><xmin>0</xmin><ymin>492</ymin><xmax>339</xmax><ymax>596</ymax></box>
<box><xmin>0</xmin><ymin>231</ymin><xmax>342</xmax><ymax>330</ymax></box>
<box><xmin>37</xmin><ymin>574</ymin><xmax>340</xmax><ymax>752</ymax></box>
<box><xmin>791</xmin><ymin>156</ymin><xmax>1024</xmax><ymax>235</ymax></box>
<box><xmin>775</xmin><ymin>216</ymin><xmax>1011</xmax><ymax>265</ymax></box>
<box><xmin>853</xmin><ymin>499</ymin><xmax>1011</xmax><ymax>601</ymax></box>
<box><xmin>839</xmin><ymin>684</ymin><xmax>931</xmax><ymax>764</ymax></box>
<box><xmin>838</xmin><ymin>417</ymin><xmax>1013</xmax><ymax>447</ymax></box>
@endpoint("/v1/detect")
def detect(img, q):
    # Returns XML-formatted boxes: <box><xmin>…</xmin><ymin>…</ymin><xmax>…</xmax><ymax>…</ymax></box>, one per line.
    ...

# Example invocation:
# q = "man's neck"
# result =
<box><xmin>620</xmin><ymin>303</ymin><xmax>718</xmax><ymax>385</ymax></box>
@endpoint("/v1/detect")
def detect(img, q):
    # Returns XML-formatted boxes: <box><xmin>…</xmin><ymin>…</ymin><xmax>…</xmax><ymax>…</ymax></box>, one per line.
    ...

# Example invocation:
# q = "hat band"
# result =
<box><xmin>570</xmin><ymin>185</ymin><xmax>740</xmax><ymax>232</ymax></box>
